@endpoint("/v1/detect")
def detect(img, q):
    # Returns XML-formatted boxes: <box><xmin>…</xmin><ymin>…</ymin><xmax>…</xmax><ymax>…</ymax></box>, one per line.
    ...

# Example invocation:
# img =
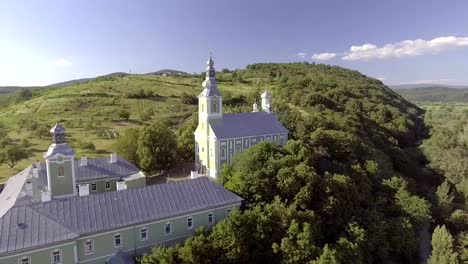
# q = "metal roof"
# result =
<box><xmin>43</xmin><ymin>143</ymin><xmax>76</xmax><ymax>158</ymax></box>
<box><xmin>0</xmin><ymin>177</ymin><xmax>243</xmax><ymax>254</ymax></box>
<box><xmin>39</xmin><ymin>156</ymin><xmax>141</xmax><ymax>182</ymax></box>
<box><xmin>50</xmin><ymin>123</ymin><xmax>66</xmax><ymax>133</ymax></box>
<box><xmin>0</xmin><ymin>206</ymin><xmax>78</xmax><ymax>254</ymax></box>
<box><xmin>32</xmin><ymin>177</ymin><xmax>242</xmax><ymax>235</ymax></box>
<box><xmin>107</xmin><ymin>251</ymin><xmax>135</xmax><ymax>264</ymax></box>
<box><xmin>209</xmin><ymin>112</ymin><xmax>288</xmax><ymax>139</ymax></box>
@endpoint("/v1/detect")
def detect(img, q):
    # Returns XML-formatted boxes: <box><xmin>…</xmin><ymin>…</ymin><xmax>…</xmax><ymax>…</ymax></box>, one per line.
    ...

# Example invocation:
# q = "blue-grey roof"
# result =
<box><xmin>32</xmin><ymin>177</ymin><xmax>242</xmax><ymax>235</ymax></box>
<box><xmin>0</xmin><ymin>206</ymin><xmax>78</xmax><ymax>254</ymax></box>
<box><xmin>107</xmin><ymin>251</ymin><xmax>135</xmax><ymax>264</ymax></box>
<box><xmin>50</xmin><ymin>123</ymin><xmax>66</xmax><ymax>133</ymax></box>
<box><xmin>39</xmin><ymin>156</ymin><xmax>140</xmax><ymax>182</ymax></box>
<box><xmin>210</xmin><ymin>112</ymin><xmax>288</xmax><ymax>139</ymax></box>
<box><xmin>0</xmin><ymin>177</ymin><xmax>242</xmax><ymax>255</ymax></box>
<box><xmin>43</xmin><ymin>143</ymin><xmax>75</xmax><ymax>158</ymax></box>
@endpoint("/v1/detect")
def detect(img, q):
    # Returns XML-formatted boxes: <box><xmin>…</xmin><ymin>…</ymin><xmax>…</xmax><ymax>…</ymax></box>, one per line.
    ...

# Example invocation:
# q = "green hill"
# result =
<box><xmin>3</xmin><ymin>62</ymin><xmax>456</xmax><ymax>262</ymax></box>
<box><xmin>394</xmin><ymin>86</ymin><xmax>468</xmax><ymax>103</ymax></box>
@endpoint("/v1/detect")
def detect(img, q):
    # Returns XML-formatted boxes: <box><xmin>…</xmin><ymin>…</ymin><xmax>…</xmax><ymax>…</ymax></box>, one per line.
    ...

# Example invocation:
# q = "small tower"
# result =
<box><xmin>253</xmin><ymin>101</ymin><xmax>259</xmax><ymax>112</ymax></box>
<box><xmin>261</xmin><ymin>90</ymin><xmax>272</xmax><ymax>113</ymax></box>
<box><xmin>43</xmin><ymin>123</ymin><xmax>76</xmax><ymax>198</ymax></box>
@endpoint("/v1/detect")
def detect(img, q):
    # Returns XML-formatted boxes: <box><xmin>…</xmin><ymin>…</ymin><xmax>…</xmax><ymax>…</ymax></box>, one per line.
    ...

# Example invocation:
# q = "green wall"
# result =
<box><xmin>76</xmin><ymin>204</ymin><xmax>240</xmax><ymax>264</ymax></box>
<box><xmin>48</xmin><ymin>160</ymin><xmax>74</xmax><ymax>197</ymax></box>
<box><xmin>0</xmin><ymin>242</ymin><xmax>75</xmax><ymax>264</ymax></box>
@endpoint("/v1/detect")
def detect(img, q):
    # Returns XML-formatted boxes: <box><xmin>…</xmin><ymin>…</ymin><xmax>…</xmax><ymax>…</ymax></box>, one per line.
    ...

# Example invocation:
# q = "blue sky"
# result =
<box><xmin>1</xmin><ymin>0</ymin><xmax>468</xmax><ymax>86</ymax></box>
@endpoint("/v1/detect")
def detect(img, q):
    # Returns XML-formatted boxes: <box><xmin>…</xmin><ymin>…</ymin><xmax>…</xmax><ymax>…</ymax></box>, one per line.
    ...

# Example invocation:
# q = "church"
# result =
<box><xmin>194</xmin><ymin>55</ymin><xmax>289</xmax><ymax>178</ymax></box>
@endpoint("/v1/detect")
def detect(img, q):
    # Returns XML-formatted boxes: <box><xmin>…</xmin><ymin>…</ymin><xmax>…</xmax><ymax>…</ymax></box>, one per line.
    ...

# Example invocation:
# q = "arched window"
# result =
<box><xmin>58</xmin><ymin>166</ymin><xmax>64</xmax><ymax>177</ymax></box>
<box><xmin>84</xmin><ymin>239</ymin><xmax>94</xmax><ymax>255</ymax></box>
<box><xmin>19</xmin><ymin>256</ymin><xmax>30</xmax><ymax>264</ymax></box>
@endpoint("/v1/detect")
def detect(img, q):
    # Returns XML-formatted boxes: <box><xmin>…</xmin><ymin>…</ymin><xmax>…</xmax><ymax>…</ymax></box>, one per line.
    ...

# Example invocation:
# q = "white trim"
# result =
<box><xmin>90</xmin><ymin>183</ymin><xmax>97</xmax><ymax>192</ymax></box>
<box><xmin>208</xmin><ymin>211</ymin><xmax>214</xmax><ymax>224</ymax></box>
<box><xmin>83</xmin><ymin>239</ymin><xmax>94</xmax><ymax>255</ymax></box>
<box><xmin>78</xmin><ymin>203</ymin><xmax>240</xmax><ymax>239</ymax></box>
<box><xmin>187</xmin><ymin>216</ymin><xmax>194</xmax><ymax>230</ymax></box>
<box><xmin>73</xmin><ymin>245</ymin><xmax>78</xmax><ymax>263</ymax></box>
<box><xmin>0</xmin><ymin>242</ymin><xmax>76</xmax><ymax>260</ymax></box>
<box><xmin>50</xmin><ymin>248</ymin><xmax>62</xmax><ymax>264</ymax></box>
<box><xmin>140</xmin><ymin>227</ymin><xmax>148</xmax><ymax>241</ymax></box>
<box><xmin>105</xmin><ymin>181</ymin><xmax>111</xmax><ymax>190</ymax></box>
<box><xmin>113</xmin><ymin>233</ymin><xmax>122</xmax><ymax>248</ymax></box>
<box><xmin>18</xmin><ymin>256</ymin><xmax>31</xmax><ymax>264</ymax></box>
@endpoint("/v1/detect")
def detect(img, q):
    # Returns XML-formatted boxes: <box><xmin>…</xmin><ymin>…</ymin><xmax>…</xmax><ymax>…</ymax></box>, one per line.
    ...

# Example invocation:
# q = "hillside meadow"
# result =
<box><xmin>0</xmin><ymin>73</ymin><xmax>261</xmax><ymax>182</ymax></box>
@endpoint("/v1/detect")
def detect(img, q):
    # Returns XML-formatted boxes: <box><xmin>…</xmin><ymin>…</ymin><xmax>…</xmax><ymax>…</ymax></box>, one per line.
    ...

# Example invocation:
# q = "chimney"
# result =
<box><xmin>110</xmin><ymin>153</ymin><xmax>117</xmax><ymax>164</ymax></box>
<box><xmin>25</xmin><ymin>181</ymin><xmax>33</xmax><ymax>196</ymax></box>
<box><xmin>81</xmin><ymin>156</ymin><xmax>88</xmax><ymax>167</ymax></box>
<box><xmin>116</xmin><ymin>180</ymin><xmax>127</xmax><ymax>191</ymax></box>
<box><xmin>32</xmin><ymin>166</ymin><xmax>39</xmax><ymax>179</ymax></box>
<box><xmin>41</xmin><ymin>190</ymin><xmax>51</xmax><ymax>202</ymax></box>
<box><xmin>35</xmin><ymin>161</ymin><xmax>41</xmax><ymax>171</ymax></box>
<box><xmin>79</xmin><ymin>184</ymin><xmax>90</xmax><ymax>196</ymax></box>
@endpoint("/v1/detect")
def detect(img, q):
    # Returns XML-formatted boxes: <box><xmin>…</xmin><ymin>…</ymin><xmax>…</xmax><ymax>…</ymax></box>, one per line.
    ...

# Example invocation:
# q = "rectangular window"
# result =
<box><xmin>221</xmin><ymin>148</ymin><xmax>226</xmax><ymax>159</ymax></box>
<box><xmin>140</xmin><ymin>227</ymin><xmax>148</xmax><ymax>241</ymax></box>
<box><xmin>114</xmin><ymin>234</ymin><xmax>122</xmax><ymax>247</ymax></box>
<box><xmin>84</xmin><ymin>240</ymin><xmax>94</xmax><ymax>255</ymax></box>
<box><xmin>51</xmin><ymin>249</ymin><xmax>62</xmax><ymax>264</ymax></box>
<box><xmin>165</xmin><ymin>222</ymin><xmax>172</xmax><ymax>235</ymax></box>
<box><xmin>208</xmin><ymin>212</ymin><xmax>214</xmax><ymax>224</ymax></box>
<box><xmin>91</xmin><ymin>183</ymin><xmax>97</xmax><ymax>191</ymax></box>
<box><xmin>105</xmin><ymin>181</ymin><xmax>111</xmax><ymax>190</ymax></box>
<box><xmin>187</xmin><ymin>217</ymin><xmax>193</xmax><ymax>230</ymax></box>
<box><xmin>227</xmin><ymin>208</ymin><xmax>232</xmax><ymax>217</ymax></box>
<box><xmin>58</xmin><ymin>166</ymin><xmax>64</xmax><ymax>177</ymax></box>
<box><xmin>20</xmin><ymin>257</ymin><xmax>30</xmax><ymax>264</ymax></box>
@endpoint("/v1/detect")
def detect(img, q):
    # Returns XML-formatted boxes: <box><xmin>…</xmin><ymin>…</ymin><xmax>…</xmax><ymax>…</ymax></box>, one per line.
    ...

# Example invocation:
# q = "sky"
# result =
<box><xmin>1</xmin><ymin>0</ymin><xmax>468</xmax><ymax>86</ymax></box>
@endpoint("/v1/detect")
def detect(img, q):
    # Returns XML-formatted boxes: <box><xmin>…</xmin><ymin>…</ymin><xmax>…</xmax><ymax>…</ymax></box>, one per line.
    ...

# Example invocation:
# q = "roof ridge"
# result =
<box><xmin>27</xmin><ymin>204</ymin><xmax>79</xmax><ymax>237</ymax></box>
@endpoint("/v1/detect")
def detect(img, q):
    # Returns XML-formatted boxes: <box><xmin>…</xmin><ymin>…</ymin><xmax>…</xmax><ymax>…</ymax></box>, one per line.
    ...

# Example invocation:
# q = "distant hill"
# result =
<box><xmin>0</xmin><ymin>70</ymin><xmax>189</xmax><ymax>91</ymax></box>
<box><xmin>390</xmin><ymin>83</ymin><xmax>468</xmax><ymax>89</ymax></box>
<box><xmin>146</xmin><ymin>69</ymin><xmax>190</xmax><ymax>75</ymax></box>
<box><xmin>393</xmin><ymin>86</ymin><xmax>468</xmax><ymax>103</ymax></box>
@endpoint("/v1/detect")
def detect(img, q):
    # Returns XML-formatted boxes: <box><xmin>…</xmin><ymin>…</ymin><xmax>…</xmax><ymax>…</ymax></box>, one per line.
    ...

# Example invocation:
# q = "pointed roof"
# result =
<box><xmin>200</xmin><ymin>54</ymin><xmax>221</xmax><ymax>97</ymax></box>
<box><xmin>261</xmin><ymin>90</ymin><xmax>271</xmax><ymax>98</ymax></box>
<box><xmin>50</xmin><ymin>123</ymin><xmax>66</xmax><ymax>133</ymax></box>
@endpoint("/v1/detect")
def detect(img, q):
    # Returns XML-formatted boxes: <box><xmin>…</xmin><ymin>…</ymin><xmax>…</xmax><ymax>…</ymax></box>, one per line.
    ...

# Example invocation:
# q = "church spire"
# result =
<box><xmin>200</xmin><ymin>53</ymin><xmax>221</xmax><ymax>96</ymax></box>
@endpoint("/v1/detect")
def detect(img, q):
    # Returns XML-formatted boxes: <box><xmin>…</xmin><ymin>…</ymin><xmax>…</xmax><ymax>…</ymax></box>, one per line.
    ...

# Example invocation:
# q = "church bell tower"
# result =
<box><xmin>194</xmin><ymin>54</ymin><xmax>223</xmax><ymax>177</ymax></box>
<box><xmin>43</xmin><ymin>123</ymin><xmax>77</xmax><ymax>198</ymax></box>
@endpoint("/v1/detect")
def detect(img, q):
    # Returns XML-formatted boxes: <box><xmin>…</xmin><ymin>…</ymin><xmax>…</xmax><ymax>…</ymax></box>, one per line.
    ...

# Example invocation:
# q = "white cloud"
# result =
<box><xmin>311</xmin><ymin>52</ymin><xmax>336</xmax><ymax>61</ymax></box>
<box><xmin>55</xmin><ymin>58</ymin><xmax>72</xmax><ymax>67</ymax></box>
<box><xmin>342</xmin><ymin>36</ymin><xmax>468</xmax><ymax>61</ymax></box>
<box><xmin>297</xmin><ymin>52</ymin><xmax>307</xmax><ymax>58</ymax></box>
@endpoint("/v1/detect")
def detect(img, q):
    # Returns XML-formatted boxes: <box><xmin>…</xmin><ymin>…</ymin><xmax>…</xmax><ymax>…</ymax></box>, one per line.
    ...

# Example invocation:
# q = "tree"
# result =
<box><xmin>428</xmin><ymin>225</ymin><xmax>458</xmax><ymax>264</ymax></box>
<box><xmin>115</xmin><ymin>128</ymin><xmax>140</xmax><ymax>165</ymax></box>
<box><xmin>118</xmin><ymin>109</ymin><xmax>130</xmax><ymax>121</ymax></box>
<box><xmin>139</xmin><ymin>245</ymin><xmax>180</xmax><ymax>264</ymax></box>
<box><xmin>137</xmin><ymin>122</ymin><xmax>177</xmax><ymax>172</ymax></box>
<box><xmin>436</xmin><ymin>181</ymin><xmax>455</xmax><ymax>220</ymax></box>
<box><xmin>177</xmin><ymin>116</ymin><xmax>197</xmax><ymax>161</ymax></box>
<box><xmin>311</xmin><ymin>245</ymin><xmax>339</xmax><ymax>264</ymax></box>
<box><xmin>0</xmin><ymin>146</ymin><xmax>28</xmax><ymax>168</ymax></box>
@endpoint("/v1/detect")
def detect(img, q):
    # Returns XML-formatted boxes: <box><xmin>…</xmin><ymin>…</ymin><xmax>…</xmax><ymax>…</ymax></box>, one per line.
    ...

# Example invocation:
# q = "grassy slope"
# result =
<box><xmin>0</xmin><ymin>74</ymin><xmax>257</xmax><ymax>182</ymax></box>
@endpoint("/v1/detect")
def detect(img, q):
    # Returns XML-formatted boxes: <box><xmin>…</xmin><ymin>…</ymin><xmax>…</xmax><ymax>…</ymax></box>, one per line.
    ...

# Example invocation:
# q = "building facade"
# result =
<box><xmin>194</xmin><ymin>56</ymin><xmax>289</xmax><ymax>178</ymax></box>
<box><xmin>0</xmin><ymin>124</ymin><xmax>243</xmax><ymax>264</ymax></box>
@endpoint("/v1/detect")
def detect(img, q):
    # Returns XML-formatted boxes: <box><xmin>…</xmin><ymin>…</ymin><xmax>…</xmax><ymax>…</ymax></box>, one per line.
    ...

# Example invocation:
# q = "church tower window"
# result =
<box><xmin>58</xmin><ymin>166</ymin><xmax>64</xmax><ymax>177</ymax></box>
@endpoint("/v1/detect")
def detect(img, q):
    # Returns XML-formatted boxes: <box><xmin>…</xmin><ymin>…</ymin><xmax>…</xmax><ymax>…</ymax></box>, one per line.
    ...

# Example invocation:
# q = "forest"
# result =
<box><xmin>137</xmin><ymin>63</ymin><xmax>467</xmax><ymax>263</ymax></box>
<box><xmin>0</xmin><ymin>62</ymin><xmax>466</xmax><ymax>263</ymax></box>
